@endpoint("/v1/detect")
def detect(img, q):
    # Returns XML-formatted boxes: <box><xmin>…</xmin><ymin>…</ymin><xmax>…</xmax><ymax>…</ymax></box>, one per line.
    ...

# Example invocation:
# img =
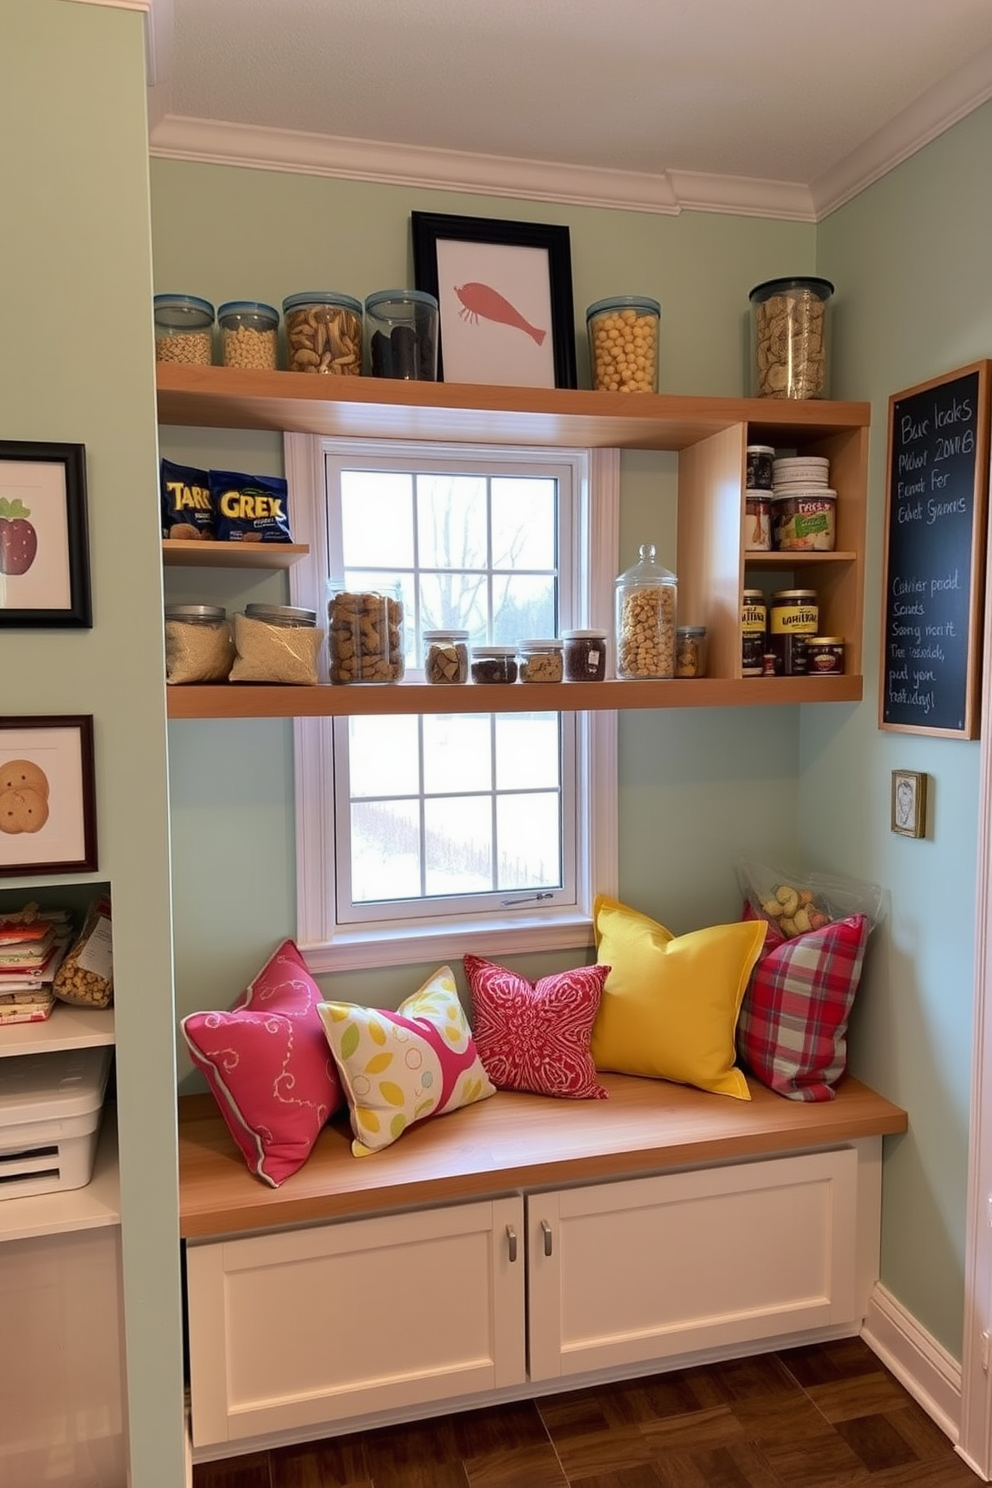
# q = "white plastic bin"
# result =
<box><xmin>0</xmin><ymin>1045</ymin><xmax>112</xmax><ymax>1200</ymax></box>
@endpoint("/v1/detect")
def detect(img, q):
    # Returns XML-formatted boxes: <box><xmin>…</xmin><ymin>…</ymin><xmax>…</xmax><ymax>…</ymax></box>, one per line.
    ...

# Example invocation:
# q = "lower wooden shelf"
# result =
<box><xmin>166</xmin><ymin>675</ymin><xmax>863</xmax><ymax>719</ymax></box>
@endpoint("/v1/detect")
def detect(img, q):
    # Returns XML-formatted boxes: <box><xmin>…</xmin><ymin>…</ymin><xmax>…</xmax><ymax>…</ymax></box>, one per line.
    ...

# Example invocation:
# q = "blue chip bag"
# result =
<box><xmin>161</xmin><ymin>458</ymin><xmax>214</xmax><ymax>539</ymax></box>
<box><xmin>210</xmin><ymin>469</ymin><xmax>293</xmax><ymax>543</ymax></box>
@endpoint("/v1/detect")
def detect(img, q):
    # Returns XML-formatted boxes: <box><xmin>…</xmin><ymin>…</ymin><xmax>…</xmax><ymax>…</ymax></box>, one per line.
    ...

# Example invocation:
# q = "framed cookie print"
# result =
<box><xmin>412</xmin><ymin>211</ymin><xmax>576</xmax><ymax>389</ymax></box>
<box><xmin>0</xmin><ymin>440</ymin><xmax>92</xmax><ymax>628</ymax></box>
<box><xmin>0</xmin><ymin>716</ymin><xmax>97</xmax><ymax>876</ymax></box>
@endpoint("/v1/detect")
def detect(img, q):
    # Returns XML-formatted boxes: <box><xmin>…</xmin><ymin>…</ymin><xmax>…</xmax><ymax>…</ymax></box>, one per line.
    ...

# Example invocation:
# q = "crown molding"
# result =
<box><xmin>149</xmin><ymin>115</ymin><xmax>821</xmax><ymax>220</ymax></box>
<box><xmin>812</xmin><ymin>43</ymin><xmax>992</xmax><ymax>219</ymax></box>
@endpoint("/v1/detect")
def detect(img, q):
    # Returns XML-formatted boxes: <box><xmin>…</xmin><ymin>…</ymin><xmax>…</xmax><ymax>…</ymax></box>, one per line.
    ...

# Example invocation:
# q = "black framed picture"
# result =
<box><xmin>412</xmin><ymin>211</ymin><xmax>577</xmax><ymax>389</ymax></box>
<box><xmin>0</xmin><ymin>715</ymin><xmax>97</xmax><ymax>876</ymax></box>
<box><xmin>0</xmin><ymin>440</ymin><xmax>91</xmax><ymax>628</ymax></box>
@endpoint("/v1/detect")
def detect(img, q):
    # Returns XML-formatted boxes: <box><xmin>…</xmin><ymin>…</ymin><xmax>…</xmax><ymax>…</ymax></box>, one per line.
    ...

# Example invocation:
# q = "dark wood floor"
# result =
<box><xmin>192</xmin><ymin>1338</ymin><xmax>981</xmax><ymax>1487</ymax></box>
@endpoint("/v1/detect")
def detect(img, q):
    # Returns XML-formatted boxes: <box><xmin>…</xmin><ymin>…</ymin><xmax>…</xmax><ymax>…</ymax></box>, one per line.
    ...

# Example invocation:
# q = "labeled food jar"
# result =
<box><xmin>615</xmin><ymin>543</ymin><xmax>677</xmax><ymax>680</ymax></box>
<box><xmin>769</xmin><ymin>589</ymin><xmax>819</xmax><ymax>676</ymax></box>
<box><xmin>518</xmin><ymin>639</ymin><xmax>564</xmax><ymax>683</ymax></box>
<box><xmin>154</xmin><ymin>294</ymin><xmax>215</xmax><ymax>365</ymax></box>
<box><xmin>749</xmin><ymin>276</ymin><xmax>833</xmax><ymax>399</ymax></box>
<box><xmin>745</xmin><ymin>493</ymin><xmax>772</xmax><ymax>551</ymax></box>
<box><xmin>562</xmin><ymin>628</ymin><xmax>608</xmax><ymax>681</ymax></box>
<box><xmin>218</xmin><ymin>300</ymin><xmax>280</xmax><ymax>370</ymax></box>
<box><xmin>366</xmin><ymin>289</ymin><xmax>439</xmax><ymax>380</ymax></box>
<box><xmin>328</xmin><ymin>584</ymin><xmax>405</xmax><ymax>684</ymax></box>
<box><xmin>806</xmin><ymin>636</ymin><xmax>845</xmax><ymax>674</ymax></box>
<box><xmin>164</xmin><ymin>604</ymin><xmax>232</xmax><ymax>684</ymax></box>
<box><xmin>282</xmin><ymin>292</ymin><xmax>363</xmax><ymax>376</ymax></box>
<box><xmin>675</xmin><ymin>625</ymin><xmax>707</xmax><ymax>678</ymax></box>
<box><xmin>230</xmin><ymin>603</ymin><xmax>322</xmax><ymax>685</ymax></box>
<box><xmin>772</xmin><ymin>488</ymin><xmax>836</xmax><ymax>551</ymax></box>
<box><xmin>586</xmin><ymin>296</ymin><xmax>661</xmax><ymax>393</ymax></box>
<box><xmin>470</xmin><ymin>644</ymin><xmax>518</xmax><ymax>684</ymax></box>
<box><xmin>741</xmin><ymin>588</ymin><xmax>767</xmax><ymax>676</ymax></box>
<box><xmin>423</xmin><ymin>629</ymin><xmax>469</xmax><ymax>684</ymax></box>
<box><xmin>745</xmin><ymin>445</ymin><xmax>775</xmax><ymax>491</ymax></box>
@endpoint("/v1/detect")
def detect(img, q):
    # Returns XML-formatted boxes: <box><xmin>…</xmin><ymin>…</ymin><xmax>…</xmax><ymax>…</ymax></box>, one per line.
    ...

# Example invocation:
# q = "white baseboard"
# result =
<box><xmin>862</xmin><ymin>1282</ymin><xmax>962</xmax><ymax>1444</ymax></box>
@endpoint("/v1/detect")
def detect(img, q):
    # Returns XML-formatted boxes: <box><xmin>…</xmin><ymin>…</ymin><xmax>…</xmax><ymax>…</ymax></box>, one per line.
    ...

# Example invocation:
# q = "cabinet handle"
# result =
<box><xmin>540</xmin><ymin>1219</ymin><xmax>553</xmax><ymax>1257</ymax></box>
<box><xmin>506</xmin><ymin>1224</ymin><xmax>518</xmax><ymax>1263</ymax></box>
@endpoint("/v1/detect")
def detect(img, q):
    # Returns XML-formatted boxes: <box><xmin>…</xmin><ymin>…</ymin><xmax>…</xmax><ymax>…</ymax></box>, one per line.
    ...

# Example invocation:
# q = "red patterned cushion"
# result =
<box><xmin>463</xmin><ymin>954</ymin><xmax>610</xmax><ymax>1099</ymax></box>
<box><xmin>736</xmin><ymin>907</ymin><xmax>870</xmax><ymax>1101</ymax></box>
<box><xmin>181</xmin><ymin>940</ymin><xmax>345</xmax><ymax>1186</ymax></box>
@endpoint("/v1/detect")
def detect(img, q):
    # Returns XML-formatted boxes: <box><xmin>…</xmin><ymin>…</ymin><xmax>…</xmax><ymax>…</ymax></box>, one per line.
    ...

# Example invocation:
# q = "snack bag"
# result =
<box><xmin>736</xmin><ymin>854</ymin><xmax>884</xmax><ymax>940</ymax></box>
<box><xmin>160</xmin><ymin>458</ymin><xmax>214</xmax><ymax>540</ymax></box>
<box><xmin>53</xmin><ymin>896</ymin><xmax>113</xmax><ymax>1009</ymax></box>
<box><xmin>210</xmin><ymin>469</ymin><xmax>292</xmax><ymax>543</ymax></box>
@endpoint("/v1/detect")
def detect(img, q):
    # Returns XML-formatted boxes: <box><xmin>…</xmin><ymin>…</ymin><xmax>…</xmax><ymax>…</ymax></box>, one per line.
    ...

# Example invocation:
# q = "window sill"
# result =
<box><xmin>301</xmin><ymin>911</ymin><xmax>596</xmax><ymax>974</ymax></box>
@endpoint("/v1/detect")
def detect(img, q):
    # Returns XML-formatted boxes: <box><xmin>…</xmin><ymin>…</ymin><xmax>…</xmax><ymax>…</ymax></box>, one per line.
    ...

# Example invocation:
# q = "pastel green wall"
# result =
<box><xmin>3</xmin><ymin>3</ymin><xmax>185</xmax><ymax>1484</ymax></box>
<box><xmin>811</xmin><ymin>100</ymin><xmax>992</xmax><ymax>1358</ymax></box>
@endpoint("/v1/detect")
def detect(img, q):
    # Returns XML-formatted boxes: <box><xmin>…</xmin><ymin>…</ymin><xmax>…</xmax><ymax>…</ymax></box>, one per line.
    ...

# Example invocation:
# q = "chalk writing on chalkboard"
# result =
<box><xmin>880</xmin><ymin>361</ymin><xmax>990</xmax><ymax>739</ymax></box>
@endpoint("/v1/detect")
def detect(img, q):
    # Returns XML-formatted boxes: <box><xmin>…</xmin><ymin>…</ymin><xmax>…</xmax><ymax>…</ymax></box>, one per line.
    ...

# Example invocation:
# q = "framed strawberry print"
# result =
<box><xmin>0</xmin><ymin>441</ymin><xmax>91</xmax><ymax>628</ymax></box>
<box><xmin>412</xmin><ymin>211</ymin><xmax>576</xmax><ymax>389</ymax></box>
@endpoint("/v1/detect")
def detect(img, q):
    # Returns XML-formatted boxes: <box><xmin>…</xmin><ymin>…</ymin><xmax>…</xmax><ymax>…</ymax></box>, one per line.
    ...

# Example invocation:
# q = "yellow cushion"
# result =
<box><xmin>590</xmin><ymin>895</ymin><xmax>765</xmax><ymax>1100</ymax></box>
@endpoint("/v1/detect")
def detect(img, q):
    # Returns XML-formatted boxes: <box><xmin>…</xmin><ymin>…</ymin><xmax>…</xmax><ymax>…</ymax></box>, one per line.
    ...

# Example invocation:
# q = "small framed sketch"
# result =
<box><xmin>0</xmin><ymin>716</ymin><xmax>97</xmax><ymax>876</ymax></box>
<box><xmin>891</xmin><ymin>769</ymin><xmax>928</xmax><ymax>838</ymax></box>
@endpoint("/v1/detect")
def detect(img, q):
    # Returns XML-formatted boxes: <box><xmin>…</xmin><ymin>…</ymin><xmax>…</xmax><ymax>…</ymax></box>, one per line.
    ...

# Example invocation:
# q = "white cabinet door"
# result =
<box><xmin>527</xmin><ymin>1148</ymin><xmax>858</xmax><ymax>1381</ymax></box>
<box><xmin>187</xmin><ymin>1195</ymin><xmax>526</xmax><ymax>1448</ymax></box>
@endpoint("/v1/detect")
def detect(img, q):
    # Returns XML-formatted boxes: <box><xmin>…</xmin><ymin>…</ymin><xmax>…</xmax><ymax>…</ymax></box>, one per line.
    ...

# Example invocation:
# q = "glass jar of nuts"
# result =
<box><xmin>282</xmin><ymin>291</ymin><xmax>363</xmax><ymax>376</ymax></box>
<box><xmin>614</xmin><ymin>543</ymin><xmax>678</xmax><ymax>680</ymax></box>
<box><xmin>586</xmin><ymin>295</ymin><xmax>661</xmax><ymax>393</ymax></box>
<box><xmin>218</xmin><ymin>299</ymin><xmax>280</xmax><ymax>371</ymax></box>
<box><xmin>154</xmin><ymin>294</ymin><xmax>215</xmax><ymax>365</ymax></box>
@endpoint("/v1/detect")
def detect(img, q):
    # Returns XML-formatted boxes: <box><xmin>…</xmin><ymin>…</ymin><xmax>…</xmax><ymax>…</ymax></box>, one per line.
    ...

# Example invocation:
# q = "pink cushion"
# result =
<box><xmin>736</xmin><ymin>906</ymin><xmax>870</xmax><ymax>1101</ymax></box>
<box><xmin>181</xmin><ymin>940</ymin><xmax>345</xmax><ymax>1186</ymax></box>
<box><xmin>463</xmin><ymin>954</ymin><xmax>610</xmax><ymax>1099</ymax></box>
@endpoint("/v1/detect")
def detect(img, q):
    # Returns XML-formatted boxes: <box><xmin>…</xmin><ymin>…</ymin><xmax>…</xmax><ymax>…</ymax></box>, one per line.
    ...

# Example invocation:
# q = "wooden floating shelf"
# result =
<box><xmin>166</xmin><ymin>675</ymin><xmax>863</xmax><ymax>720</ymax></box>
<box><xmin>162</xmin><ymin>541</ymin><xmax>309</xmax><ymax>569</ymax></box>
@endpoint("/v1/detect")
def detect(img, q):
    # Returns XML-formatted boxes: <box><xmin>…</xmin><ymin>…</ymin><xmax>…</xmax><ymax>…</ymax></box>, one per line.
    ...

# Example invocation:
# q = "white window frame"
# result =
<box><xmin>285</xmin><ymin>433</ymin><xmax>618</xmax><ymax>973</ymax></box>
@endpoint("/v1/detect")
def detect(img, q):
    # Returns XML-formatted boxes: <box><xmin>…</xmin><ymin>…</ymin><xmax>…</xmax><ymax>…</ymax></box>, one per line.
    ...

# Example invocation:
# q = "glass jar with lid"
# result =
<box><xmin>231</xmin><ymin>603</ymin><xmax>322</xmax><ymax>685</ymax></box>
<box><xmin>470</xmin><ymin>645</ymin><xmax>518</xmax><ymax>684</ymax></box>
<box><xmin>562</xmin><ymin>628</ymin><xmax>608</xmax><ymax>681</ymax></box>
<box><xmin>164</xmin><ymin>604</ymin><xmax>232</xmax><ymax>683</ymax></box>
<box><xmin>282</xmin><ymin>291</ymin><xmax>363</xmax><ymax>376</ymax></box>
<box><xmin>327</xmin><ymin>582</ymin><xmax>405</xmax><ymax>683</ymax></box>
<box><xmin>423</xmin><ymin>629</ymin><xmax>469</xmax><ymax>684</ymax></box>
<box><xmin>154</xmin><ymin>294</ymin><xmax>215</xmax><ymax>365</ymax></box>
<box><xmin>586</xmin><ymin>295</ymin><xmax>661</xmax><ymax>393</ymax></box>
<box><xmin>518</xmin><ymin>639</ymin><xmax>564</xmax><ymax>683</ymax></box>
<box><xmin>365</xmin><ymin>289</ymin><xmax>439</xmax><ymax>380</ymax></box>
<box><xmin>748</xmin><ymin>276</ymin><xmax>833</xmax><ymax>399</ymax></box>
<box><xmin>218</xmin><ymin>300</ymin><xmax>280</xmax><ymax>370</ymax></box>
<box><xmin>614</xmin><ymin>543</ymin><xmax>678</xmax><ymax>679</ymax></box>
<box><xmin>675</xmin><ymin>625</ymin><xmax>708</xmax><ymax>678</ymax></box>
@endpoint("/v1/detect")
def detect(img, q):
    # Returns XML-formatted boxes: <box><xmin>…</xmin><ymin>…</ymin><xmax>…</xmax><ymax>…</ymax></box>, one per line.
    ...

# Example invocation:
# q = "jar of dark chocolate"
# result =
<box><xmin>470</xmin><ymin>644</ymin><xmax>518</xmax><ymax>684</ymax></box>
<box><xmin>741</xmin><ymin>589</ymin><xmax>767</xmax><ymax>677</ymax></box>
<box><xmin>746</xmin><ymin>444</ymin><xmax>775</xmax><ymax>491</ymax></box>
<box><xmin>562</xmin><ymin>628</ymin><xmax>608</xmax><ymax>681</ymax></box>
<box><xmin>769</xmin><ymin>589</ymin><xmax>819</xmax><ymax>676</ymax></box>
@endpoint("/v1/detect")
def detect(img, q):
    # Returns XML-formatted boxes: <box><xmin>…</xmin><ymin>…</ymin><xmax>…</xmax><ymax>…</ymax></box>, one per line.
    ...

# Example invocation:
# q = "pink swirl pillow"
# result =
<box><xmin>181</xmin><ymin>940</ymin><xmax>345</xmax><ymax>1186</ymax></box>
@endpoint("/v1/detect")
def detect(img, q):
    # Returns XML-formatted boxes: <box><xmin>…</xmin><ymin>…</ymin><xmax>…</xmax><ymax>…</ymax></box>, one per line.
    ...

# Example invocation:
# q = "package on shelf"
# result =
<box><xmin>0</xmin><ymin>1045</ymin><xmax>112</xmax><ymax>1200</ymax></box>
<box><xmin>0</xmin><ymin>900</ymin><xmax>73</xmax><ymax>1024</ymax></box>
<box><xmin>53</xmin><ymin>896</ymin><xmax>113</xmax><ymax>1009</ymax></box>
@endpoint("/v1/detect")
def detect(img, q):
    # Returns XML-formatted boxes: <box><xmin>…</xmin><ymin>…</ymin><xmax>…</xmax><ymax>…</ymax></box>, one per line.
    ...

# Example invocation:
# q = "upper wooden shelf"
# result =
<box><xmin>162</xmin><ymin>540</ymin><xmax>309</xmax><ymax>569</ymax></box>
<box><xmin>156</xmin><ymin>365</ymin><xmax>871</xmax><ymax>451</ymax></box>
<box><xmin>166</xmin><ymin>675</ymin><xmax>863</xmax><ymax>720</ymax></box>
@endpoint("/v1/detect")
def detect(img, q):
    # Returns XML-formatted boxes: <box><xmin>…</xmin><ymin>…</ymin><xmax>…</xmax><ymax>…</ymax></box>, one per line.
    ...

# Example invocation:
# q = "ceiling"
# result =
<box><xmin>146</xmin><ymin>0</ymin><xmax>992</xmax><ymax>220</ymax></box>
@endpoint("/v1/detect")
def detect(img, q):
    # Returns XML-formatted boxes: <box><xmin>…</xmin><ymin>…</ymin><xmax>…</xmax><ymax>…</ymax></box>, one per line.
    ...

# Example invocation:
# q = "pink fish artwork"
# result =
<box><xmin>454</xmin><ymin>282</ymin><xmax>547</xmax><ymax>345</ymax></box>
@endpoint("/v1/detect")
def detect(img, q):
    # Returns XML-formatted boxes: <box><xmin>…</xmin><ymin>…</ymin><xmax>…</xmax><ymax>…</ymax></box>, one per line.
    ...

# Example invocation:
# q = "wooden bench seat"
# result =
<box><xmin>178</xmin><ymin>1071</ymin><xmax>907</xmax><ymax>1240</ymax></box>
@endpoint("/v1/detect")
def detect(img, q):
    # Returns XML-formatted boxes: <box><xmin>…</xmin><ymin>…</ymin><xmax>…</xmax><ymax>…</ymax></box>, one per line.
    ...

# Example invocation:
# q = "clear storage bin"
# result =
<box><xmin>218</xmin><ymin>300</ymin><xmax>280</xmax><ymax>370</ymax></box>
<box><xmin>154</xmin><ymin>294</ymin><xmax>215</xmax><ymax>365</ymax></box>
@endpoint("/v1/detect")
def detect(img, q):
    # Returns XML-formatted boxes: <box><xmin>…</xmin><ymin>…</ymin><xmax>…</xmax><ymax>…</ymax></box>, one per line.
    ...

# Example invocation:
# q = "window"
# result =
<box><xmin>285</xmin><ymin>435</ymin><xmax>618</xmax><ymax>971</ymax></box>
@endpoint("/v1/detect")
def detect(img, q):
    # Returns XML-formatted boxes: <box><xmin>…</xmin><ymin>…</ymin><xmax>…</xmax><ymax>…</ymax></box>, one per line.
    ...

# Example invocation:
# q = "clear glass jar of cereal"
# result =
<box><xmin>586</xmin><ymin>295</ymin><xmax>661</xmax><ymax>393</ymax></box>
<box><xmin>218</xmin><ymin>300</ymin><xmax>280</xmax><ymax>370</ymax></box>
<box><xmin>154</xmin><ymin>294</ymin><xmax>215</xmax><ymax>365</ymax></box>
<box><xmin>614</xmin><ymin>543</ymin><xmax>677</xmax><ymax>679</ymax></box>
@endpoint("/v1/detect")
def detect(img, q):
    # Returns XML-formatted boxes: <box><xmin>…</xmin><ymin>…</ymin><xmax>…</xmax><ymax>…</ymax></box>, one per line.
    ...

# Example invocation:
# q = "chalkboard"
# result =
<box><xmin>880</xmin><ymin>361</ymin><xmax>990</xmax><ymax>738</ymax></box>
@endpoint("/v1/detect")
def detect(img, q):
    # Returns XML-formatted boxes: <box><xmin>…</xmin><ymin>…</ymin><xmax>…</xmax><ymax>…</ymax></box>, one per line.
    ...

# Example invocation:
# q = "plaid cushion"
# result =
<box><xmin>736</xmin><ymin>907</ymin><xmax>870</xmax><ymax>1101</ymax></box>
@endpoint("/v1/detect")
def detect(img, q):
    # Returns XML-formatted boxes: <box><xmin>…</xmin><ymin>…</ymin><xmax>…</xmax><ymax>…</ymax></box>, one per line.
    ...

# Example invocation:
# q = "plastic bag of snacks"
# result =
<box><xmin>735</xmin><ymin>855</ymin><xmax>884</xmax><ymax>940</ymax></box>
<box><xmin>160</xmin><ymin>458</ymin><xmax>214</xmax><ymax>540</ymax></box>
<box><xmin>53</xmin><ymin>896</ymin><xmax>114</xmax><ymax>1008</ymax></box>
<box><xmin>210</xmin><ymin>468</ymin><xmax>292</xmax><ymax>543</ymax></box>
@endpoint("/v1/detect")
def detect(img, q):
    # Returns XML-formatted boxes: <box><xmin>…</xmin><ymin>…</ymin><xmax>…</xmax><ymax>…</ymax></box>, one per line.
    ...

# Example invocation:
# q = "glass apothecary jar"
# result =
<box><xmin>423</xmin><ymin>629</ymin><xmax>469</xmax><ymax>684</ymax></box>
<box><xmin>328</xmin><ymin>582</ymin><xmax>405</xmax><ymax>683</ymax></box>
<box><xmin>614</xmin><ymin>543</ymin><xmax>678</xmax><ymax>679</ymax></box>
<box><xmin>154</xmin><ymin>294</ymin><xmax>215</xmax><ymax>365</ymax></box>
